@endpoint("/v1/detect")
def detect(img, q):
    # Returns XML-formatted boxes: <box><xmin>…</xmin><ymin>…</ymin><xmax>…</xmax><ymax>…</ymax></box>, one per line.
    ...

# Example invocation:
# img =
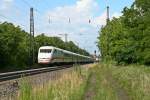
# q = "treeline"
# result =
<box><xmin>0</xmin><ymin>22</ymin><xmax>89</xmax><ymax>70</ymax></box>
<box><xmin>98</xmin><ymin>0</ymin><xmax>150</xmax><ymax>65</ymax></box>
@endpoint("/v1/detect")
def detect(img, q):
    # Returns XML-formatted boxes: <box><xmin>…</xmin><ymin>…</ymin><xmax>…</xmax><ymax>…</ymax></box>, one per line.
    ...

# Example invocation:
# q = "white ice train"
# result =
<box><xmin>38</xmin><ymin>46</ymin><xmax>94</xmax><ymax>64</ymax></box>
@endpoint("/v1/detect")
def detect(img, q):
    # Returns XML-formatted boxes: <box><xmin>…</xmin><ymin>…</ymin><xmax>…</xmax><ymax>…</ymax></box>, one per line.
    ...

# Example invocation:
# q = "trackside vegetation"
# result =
<box><xmin>18</xmin><ymin>64</ymin><xmax>150</xmax><ymax>100</ymax></box>
<box><xmin>97</xmin><ymin>63</ymin><xmax>150</xmax><ymax>100</ymax></box>
<box><xmin>97</xmin><ymin>0</ymin><xmax>150</xmax><ymax>99</ymax></box>
<box><xmin>18</xmin><ymin>65</ymin><xmax>90</xmax><ymax>100</ymax></box>
<box><xmin>98</xmin><ymin>0</ymin><xmax>150</xmax><ymax>65</ymax></box>
<box><xmin>83</xmin><ymin>64</ymin><xmax>118</xmax><ymax>100</ymax></box>
<box><xmin>0</xmin><ymin>22</ymin><xmax>89</xmax><ymax>71</ymax></box>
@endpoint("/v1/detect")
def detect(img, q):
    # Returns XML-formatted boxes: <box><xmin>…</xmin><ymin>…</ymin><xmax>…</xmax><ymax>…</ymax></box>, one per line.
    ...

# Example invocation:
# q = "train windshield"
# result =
<box><xmin>40</xmin><ymin>49</ymin><xmax>52</xmax><ymax>53</ymax></box>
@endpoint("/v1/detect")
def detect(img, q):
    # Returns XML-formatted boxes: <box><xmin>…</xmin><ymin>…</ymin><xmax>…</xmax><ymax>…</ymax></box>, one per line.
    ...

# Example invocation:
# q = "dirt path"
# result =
<box><xmin>105</xmin><ymin>72</ymin><xmax>130</xmax><ymax>100</ymax></box>
<box><xmin>83</xmin><ymin>67</ymin><xmax>130</xmax><ymax>100</ymax></box>
<box><xmin>83</xmin><ymin>73</ymin><xmax>97</xmax><ymax>100</ymax></box>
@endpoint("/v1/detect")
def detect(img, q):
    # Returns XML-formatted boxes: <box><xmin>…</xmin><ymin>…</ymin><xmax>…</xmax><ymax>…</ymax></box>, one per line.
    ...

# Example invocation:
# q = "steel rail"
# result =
<box><xmin>0</xmin><ymin>65</ymin><xmax>71</xmax><ymax>82</ymax></box>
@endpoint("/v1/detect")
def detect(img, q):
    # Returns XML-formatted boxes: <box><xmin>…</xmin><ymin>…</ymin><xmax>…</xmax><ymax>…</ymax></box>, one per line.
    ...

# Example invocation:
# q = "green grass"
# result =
<box><xmin>110</xmin><ymin>64</ymin><xmax>150</xmax><ymax>100</ymax></box>
<box><xmin>18</xmin><ymin>63</ymin><xmax>150</xmax><ymax>100</ymax></box>
<box><xmin>83</xmin><ymin>64</ymin><xmax>118</xmax><ymax>100</ymax></box>
<box><xmin>94</xmin><ymin>67</ymin><xmax>118</xmax><ymax>100</ymax></box>
<box><xmin>19</xmin><ymin>78</ymin><xmax>32</xmax><ymax>100</ymax></box>
<box><xmin>83</xmin><ymin>63</ymin><xmax>150</xmax><ymax>100</ymax></box>
<box><xmin>18</xmin><ymin>65</ymin><xmax>90</xmax><ymax>100</ymax></box>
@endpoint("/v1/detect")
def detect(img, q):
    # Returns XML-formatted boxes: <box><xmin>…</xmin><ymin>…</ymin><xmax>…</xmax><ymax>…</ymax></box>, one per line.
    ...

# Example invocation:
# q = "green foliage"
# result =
<box><xmin>0</xmin><ymin>22</ymin><xmax>29</xmax><ymax>69</ymax></box>
<box><xmin>0</xmin><ymin>22</ymin><xmax>89</xmax><ymax>70</ymax></box>
<box><xmin>98</xmin><ymin>0</ymin><xmax>150</xmax><ymax>65</ymax></box>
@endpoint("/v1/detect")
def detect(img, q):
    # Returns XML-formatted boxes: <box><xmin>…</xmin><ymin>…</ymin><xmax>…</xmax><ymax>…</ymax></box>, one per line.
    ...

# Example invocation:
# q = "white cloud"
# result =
<box><xmin>41</xmin><ymin>0</ymin><xmax>107</xmax><ymax>34</ymax></box>
<box><xmin>0</xmin><ymin>0</ymin><xmax>13</xmax><ymax>10</ymax></box>
<box><xmin>44</xmin><ymin>0</ymin><xmax>100</xmax><ymax>26</ymax></box>
<box><xmin>111</xmin><ymin>12</ymin><xmax>122</xmax><ymax>19</ymax></box>
<box><xmin>34</xmin><ymin>0</ymin><xmax>107</xmax><ymax>53</ymax></box>
<box><xmin>91</xmin><ymin>11</ymin><xmax>107</xmax><ymax>27</ymax></box>
<box><xmin>3</xmin><ymin>0</ymin><xmax>13</xmax><ymax>2</ymax></box>
<box><xmin>76</xmin><ymin>0</ymin><xmax>98</xmax><ymax>14</ymax></box>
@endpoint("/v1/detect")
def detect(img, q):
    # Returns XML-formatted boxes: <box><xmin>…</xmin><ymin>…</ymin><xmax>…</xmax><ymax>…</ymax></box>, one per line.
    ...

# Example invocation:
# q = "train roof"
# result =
<box><xmin>39</xmin><ymin>46</ymin><xmax>54</xmax><ymax>49</ymax></box>
<box><xmin>39</xmin><ymin>46</ymin><xmax>92</xmax><ymax>59</ymax></box>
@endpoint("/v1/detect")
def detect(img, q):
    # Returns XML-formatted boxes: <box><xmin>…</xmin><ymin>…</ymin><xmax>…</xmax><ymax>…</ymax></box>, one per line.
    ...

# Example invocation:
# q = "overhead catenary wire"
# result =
<box><xmin>0</xmin><ymin>0</ymin><xmax>100</xmax><ymax>46</ymax></box>
<box><xmin>22</xmin><ymin>0</ymin><xmax>32</xmax><ymax>8</ymax></box>
<box><xmin>21</xmin><ymin>0</ymin><xmax>96</xmax><ymax>24</ymax></box>
<box><xmin>14</xmin><ymin>0</ymin><xmax>102</xmax><ymax>55</ymax></box>
<box><xmin>0</xmin><ymin>13</ymin><xmax>27</xmax><ymax>29</ymax></box>
<box><xmin>0</xmin><ymin>0</ymin><xmax>107</xmax><ymax>34</ymax></box>
<box><xmin>21</xmin><ymin>0</ymin><xmax>46</xmax><ymax>34</ymax></box>
<box><xmin>19</xmin><ymin>0</ymin><xmax>42</xmax><ymax>33</ymax></box>
<box><xmin>21</xmin><ymin>0</ymin><xmax>42</xmax><ymax>14</ymax></box>
<box><xmin>0</xmin><ymin>0</ymin><xmax>40</xmax><ymax>33</ymax></box>
<box><xmin>21</xmin><ymin>0</ymin><xmax>108</xmax><ymax>25</ymax></box>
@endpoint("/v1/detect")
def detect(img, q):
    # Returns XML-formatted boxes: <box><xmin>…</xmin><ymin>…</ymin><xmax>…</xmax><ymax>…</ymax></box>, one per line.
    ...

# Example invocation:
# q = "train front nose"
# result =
<box><xmin>38</xmin><ymin>48</ymin><xmax>53</xmax><ymax>64</ymax></box>
<box><xmin>38</xmin><ymin>57</ymin><xmax>52</xmax><ymax>64</ymax></box>
<box><xmin>38</xmin><ymin>53</ymin><xmax>52</xmax><ymax>64</ymax></box>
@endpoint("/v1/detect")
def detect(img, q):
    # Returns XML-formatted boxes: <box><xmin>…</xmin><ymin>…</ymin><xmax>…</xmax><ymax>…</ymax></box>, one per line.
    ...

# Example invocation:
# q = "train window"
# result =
<box><xmin>54</xmin><ymin>50</ymin><xmax>57</xmax><ymax>53</ymax></box>
<box><xmin>40</xmin><ymin>49</ymin><xmax>51</xmax><ymax>53</ymax></box>
<box><xmin>54</xmin><ymin>49</ymin><xmax>61</xmax><ymax>56</ymax></box>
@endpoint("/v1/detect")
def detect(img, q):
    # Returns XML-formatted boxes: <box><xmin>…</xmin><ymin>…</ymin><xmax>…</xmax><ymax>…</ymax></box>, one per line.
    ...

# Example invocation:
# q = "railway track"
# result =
<box><xmin>0</xmin><ymin>65</ymin><xmax>72</xmax><ymax>82</ymax></box>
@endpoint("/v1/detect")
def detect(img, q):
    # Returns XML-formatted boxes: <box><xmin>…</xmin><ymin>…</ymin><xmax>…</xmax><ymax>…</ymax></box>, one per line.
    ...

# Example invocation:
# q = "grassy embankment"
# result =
<box><xmin>82</xmin><ymin>64</ymin><xmax>117</xmax><ymax>100</ymax></box>
<box><xmin>110</xmin><ymin>63</ymin><xmax>150</xmax><ymax>100</ymax></box>
<box><xmin>18</xmin><ymin>63</ymin><xmax>150</xmax><ymax>100</ymax></box>
<box><xmin>85</xmin><ymin>63</ymin><xmax>150</xmax><ymax>100</ymax></box>
<box><xmin>18</xmin><ymin>65</ymin><xmax>91</xmax><ymax>100</ymax></box>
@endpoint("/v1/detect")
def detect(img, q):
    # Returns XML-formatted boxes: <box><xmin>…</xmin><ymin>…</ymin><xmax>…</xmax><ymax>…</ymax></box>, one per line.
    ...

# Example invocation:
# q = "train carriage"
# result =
<box><xmin>38</xmin><ymin>46</ymin><xmax>94</xmax><ymax>64</ymax></box>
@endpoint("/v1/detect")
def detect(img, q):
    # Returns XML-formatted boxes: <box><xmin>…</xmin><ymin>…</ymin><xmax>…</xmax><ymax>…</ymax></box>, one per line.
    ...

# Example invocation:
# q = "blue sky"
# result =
<box><xmin>0</xmin><ymin>0</ymin><xmax>134</xmax><ymax>54</ymax></box>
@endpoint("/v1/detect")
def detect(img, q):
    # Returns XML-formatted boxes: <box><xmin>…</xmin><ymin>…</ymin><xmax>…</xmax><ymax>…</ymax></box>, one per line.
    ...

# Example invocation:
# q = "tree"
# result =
<box><xmin>98</xmin><ymin>0</ymin><xmax>150</xmax><ymax>65</ymax></box>
<box><xmin>0</xmin><ymin>22</ymin><xmax>29</xmax><ymax>69</ymax></box>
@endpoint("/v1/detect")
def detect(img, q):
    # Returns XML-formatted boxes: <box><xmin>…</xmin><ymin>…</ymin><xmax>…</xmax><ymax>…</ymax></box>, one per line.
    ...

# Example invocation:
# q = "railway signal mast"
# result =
<box><xmin>106</xmin><ymin>4</ymin><xmax>110</xmax><ymax>56</ymax></box>
<box><xmin>105</xmin><ymin>0</ymin><xmax>110</xmax><ymax>24</ymax></box>
<box><xmin>107</xmin><ymin>6</ymin><xmax>110</xmax><ymax>24</ymax></box>
<box><xmin>30</xmin><ymin>7</ymin><xmax>35</xmax><ymax>65</ymax></box>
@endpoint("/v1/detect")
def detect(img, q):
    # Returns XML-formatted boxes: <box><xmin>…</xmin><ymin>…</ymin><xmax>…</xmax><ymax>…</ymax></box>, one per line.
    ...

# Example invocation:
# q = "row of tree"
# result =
<box><xmin>0</xmin><ymin>22</ymin><xmax>89</xmax><ymax>70</ymax></box>
<box><xmin>98</xmin><ymin>0</ymin><xmax>150</xmax><ymax>65</ymax></box>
